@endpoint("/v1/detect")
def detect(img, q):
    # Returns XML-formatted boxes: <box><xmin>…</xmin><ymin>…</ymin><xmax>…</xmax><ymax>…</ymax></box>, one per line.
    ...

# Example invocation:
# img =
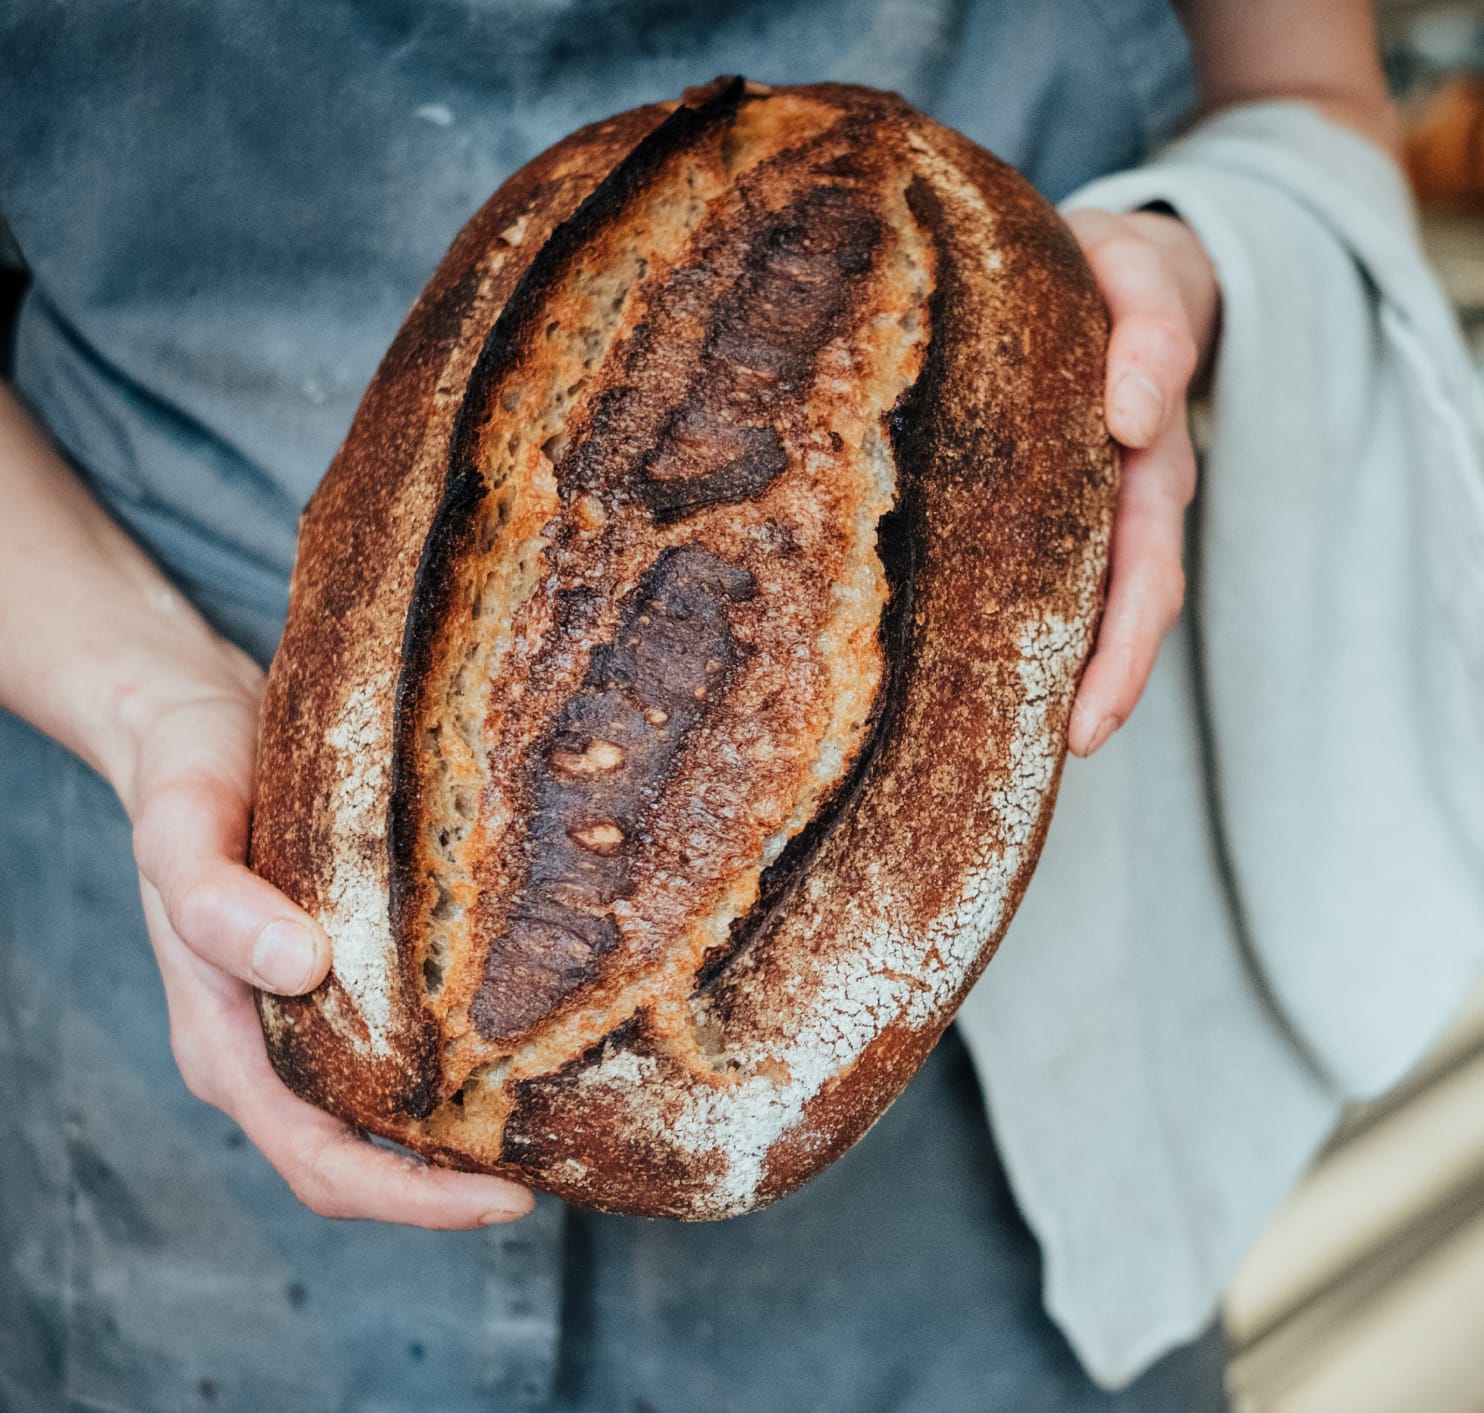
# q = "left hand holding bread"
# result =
<box><xmin>1061</xmin><ymin>207</ymin><xmax>1220</xmax><ymax>757</ymax></box>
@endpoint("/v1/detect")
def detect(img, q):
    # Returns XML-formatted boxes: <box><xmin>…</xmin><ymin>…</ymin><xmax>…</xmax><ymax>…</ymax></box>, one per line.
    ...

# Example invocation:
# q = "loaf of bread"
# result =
<box><xmin>251</xmin><ymin>77</ymin><xmax>1114</xmax><ymax>1219</ymax></box>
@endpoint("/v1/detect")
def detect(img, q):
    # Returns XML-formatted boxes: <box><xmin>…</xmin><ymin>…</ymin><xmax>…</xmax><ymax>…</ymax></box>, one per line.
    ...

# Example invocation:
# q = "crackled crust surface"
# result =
<box><xmin>252</xmin><ymin>79</ymin><xmax>1115</xmax><ymax>1218</ymax></box>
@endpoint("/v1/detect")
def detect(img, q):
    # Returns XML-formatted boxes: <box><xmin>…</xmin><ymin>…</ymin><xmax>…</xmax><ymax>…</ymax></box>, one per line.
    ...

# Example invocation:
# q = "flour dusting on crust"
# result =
<box><xmin>320</xmin><ymin>682</ymin><xmax>396</xmax><ymax>1054</ymax></box>
<box><xmin>575</xmin><ymin>614</ymin><xmax>1091</xmax><ymax>1216</ymax></box>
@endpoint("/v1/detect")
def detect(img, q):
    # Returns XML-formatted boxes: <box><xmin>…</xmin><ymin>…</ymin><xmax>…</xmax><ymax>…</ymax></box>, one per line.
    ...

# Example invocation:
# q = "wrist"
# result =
<box><xmin>49</xmin><ymin>562</ymin><xmax>262</xmax><ymax>813</ymax></box>
<box><xmin>0</xmin><ymin>385</ymin><xmax>266</xmax><ymax>810</ymax></box>
<box><xmin>97</xmin><ymin>608</ymin><xmax>264</xmax><ymax>819</ymax></box>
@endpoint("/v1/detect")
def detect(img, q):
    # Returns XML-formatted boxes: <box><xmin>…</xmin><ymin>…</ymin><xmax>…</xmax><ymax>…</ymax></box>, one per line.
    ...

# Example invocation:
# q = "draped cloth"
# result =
<box><xmin>957</xmin><ymin>101</ymin><xmax>1484</xmax><ymax>1387</ymax></box>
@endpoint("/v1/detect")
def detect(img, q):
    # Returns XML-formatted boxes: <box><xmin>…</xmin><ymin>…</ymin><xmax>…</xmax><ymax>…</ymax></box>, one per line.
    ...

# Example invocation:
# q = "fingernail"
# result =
<box><xmin>1111</xmin><ymin>373</ymin><xmax>1164</xmax><ymax>445</ymax></box>
<box><xmin>251</xmin><ymin>920</ymin><xmax>321</xmax><ymax>993</ymax></box>
<box><xmin>480</xmin><ymin>1202</ymin><xmax>532</xmax><ymax>1226</ymax></box>
<box><xmin>1083</xmin><ymin>714</ymin><xmax>1118</xmax><ymax>757</ymax></box>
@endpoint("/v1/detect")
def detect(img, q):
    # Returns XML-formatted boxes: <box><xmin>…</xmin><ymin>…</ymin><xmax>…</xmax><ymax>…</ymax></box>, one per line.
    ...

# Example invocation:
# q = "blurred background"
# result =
<box><xmin>1</xmin><ymin>4</ymin><xmax>1481</xmax><ymax>1408</ymax></box>
<box><xmin>1222</xmin><ymin>4</ymin><xmax>1484</xmax><ymax>1410</ymax></box>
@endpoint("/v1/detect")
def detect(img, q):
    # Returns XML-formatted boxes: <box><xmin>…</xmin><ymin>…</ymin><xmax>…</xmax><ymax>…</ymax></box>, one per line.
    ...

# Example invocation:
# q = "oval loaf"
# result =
<box><xmin>250</xmin><ymin>77</ymin><xmax>1115</xmax><ymax>1219</ymax></box>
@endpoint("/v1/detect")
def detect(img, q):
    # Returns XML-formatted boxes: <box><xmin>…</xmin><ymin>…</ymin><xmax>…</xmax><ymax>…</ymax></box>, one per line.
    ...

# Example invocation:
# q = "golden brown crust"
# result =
<box><xmin>251</xmin><ymin>79</ymin><xmax>1114</xmax><ymax>1217</ymax></box>
<box><xmin>252</xmin><ymin>97</ymin><xmax>679</xmax><ymax>1120</ymax></box>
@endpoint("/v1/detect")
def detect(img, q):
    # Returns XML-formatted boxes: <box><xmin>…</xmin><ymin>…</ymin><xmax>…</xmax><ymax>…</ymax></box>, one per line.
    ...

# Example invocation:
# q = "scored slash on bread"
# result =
<box><xmin>250</xmin><ymin>77</ymin><xmax>1114</xmax><ymax>1219</ymax></box>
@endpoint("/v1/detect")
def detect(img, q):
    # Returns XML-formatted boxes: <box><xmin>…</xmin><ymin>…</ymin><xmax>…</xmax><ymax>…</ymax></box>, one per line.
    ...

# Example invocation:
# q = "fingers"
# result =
<box><xmin>1060</xmin><ymin>207</ymin><xmax>1212</xmax><ymax>755</ymax></box>
<box><xmin>1069</xmin><ymin>212</ymin><xmax>1200</xmax><ymax>451</ymax></box>
<box><xmin>1068</xmin><ymin>411</ymin><xmax>1197</xmax><ymax>756</ymax></box>
<box><xmin>128</xmin><ymin>690</ymin><xmax>332</xmax><ymax>995</ymax></box>
<box><xmin>144</xmin><ymin>887</ymin><xmax>533</xmax><ymax>1228</ymax></box>
<box><xmin>133</xmin><ymin>770</ymin><xmax>332</xmax><ymax>993</ymax></box>
<box><xmin>232</xmin><ymin>1063</ymin><xmax>534</xmax><ymax>1228</ymax></box>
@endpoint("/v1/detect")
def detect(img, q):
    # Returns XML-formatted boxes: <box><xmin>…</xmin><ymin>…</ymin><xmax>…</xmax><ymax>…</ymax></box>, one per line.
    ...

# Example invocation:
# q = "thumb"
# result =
<box><xmin>133</xmin><ymin>768</ymin><xmax>332</xmax><ymax>995</ymax></box>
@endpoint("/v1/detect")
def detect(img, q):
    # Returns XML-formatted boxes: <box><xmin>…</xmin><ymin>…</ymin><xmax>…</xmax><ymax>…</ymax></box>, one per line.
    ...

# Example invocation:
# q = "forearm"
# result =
<box><xmin>0</xmin><ymin>382</ymin><xmax>257</xmax><ymax>806</ymax></box>
<box><xmin>1176</xmin><ymin>0</ymin><xmax>1400</xmax><ymax>156</ymax></box>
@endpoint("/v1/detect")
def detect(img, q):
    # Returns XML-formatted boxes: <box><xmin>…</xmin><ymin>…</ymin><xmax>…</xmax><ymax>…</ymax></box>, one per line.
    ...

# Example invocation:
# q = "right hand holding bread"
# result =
<box><xmin>0</xmin><ymin>384</ymin><xmax>532</xmax><ymax>1229</ymax></box>
<box><xmin>125</xmin><ymin>658</ymin><xmax>535</xmax><ymax>1227</ymax></box>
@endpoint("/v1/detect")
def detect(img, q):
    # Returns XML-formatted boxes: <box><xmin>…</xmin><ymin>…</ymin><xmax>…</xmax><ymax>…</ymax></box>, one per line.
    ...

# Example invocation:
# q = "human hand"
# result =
<box><xmin>1060</xmin><ymin>208</ymin><xmax>1221</xmax><ymax>756</ymax></box>
<box><xmin>0</xmin><ymin>383</ymin><xmax>526</xmax><ymax>1225</ymax></box>
<box><xmin>117</xmin><ymin>643</ymin><xmax>534</xmax><ymax>1228</ymax></box>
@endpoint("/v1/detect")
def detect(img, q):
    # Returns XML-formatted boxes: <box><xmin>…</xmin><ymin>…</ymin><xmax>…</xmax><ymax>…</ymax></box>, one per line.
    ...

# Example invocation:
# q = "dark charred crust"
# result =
<box><xmin>472</xmin><ymin>546</ymin><xmax>756</xmax><ymax>1041</ymax></box>
<box><xmin>397</xmin><ymin>1026</ymin><xmax>443</xmax><ymax>1120</ymax></box>
<box><xmin>640</xmin><ymin>424</ymin><xmax>788</xmax><ymax>522</ymax></box>
<box><xmin>680</xmin><ymin>74</ymin><xmax>750</xmax><ymax>108</ymax></box>
<box><xmin>897</xmin><ymin>178</ymin><xmax>957</xmax><ymax>465</ymax></box>
<box><xmin>257</xmin><ymin>982</ymin><xmax>442</xmax><ymax>1123</ymax></box>
<box><xmin>498</xmin><ymin>1012</ymin><xmax>730</xmax><ymax>1214</ymax></box>
<box><xmin>564</xmin><ymin>185</ymin><xmax>882</xmax><ymax>520</ymax></box>
<box><xmin>554</xmin><ymin>586</ymin><xmax>605</xmax><ymax>635</ymax></box>
<box><xmin>498</xmin><ymin>1027</ymin><xmax>620</xmax><ymax>1165</ymax></box>
<box><xmin>474</xmin><ymin>901</ymin><xmax>622</xmax><ymax>1041</ymax></box>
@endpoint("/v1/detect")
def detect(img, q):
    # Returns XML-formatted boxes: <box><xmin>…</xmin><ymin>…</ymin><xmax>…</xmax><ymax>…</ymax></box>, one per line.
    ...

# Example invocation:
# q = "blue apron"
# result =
<box><xmin>0</xmin><ymin>3</ymin><xmax>1214</xmax><ymax>1407</ymax></box>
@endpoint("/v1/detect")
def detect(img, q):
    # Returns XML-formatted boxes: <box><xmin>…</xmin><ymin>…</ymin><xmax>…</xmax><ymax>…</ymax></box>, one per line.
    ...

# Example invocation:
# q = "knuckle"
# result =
<box><xmin>288</xmin><ymin>1143</ymin><xmax>353</xmax><ymax>1220</ymax></box>
<box><xmin>1100</xmin><ymin>233</ymin><xmax>1161</xmax><ymax>282</ymax></box>
<box><xmin>287</xmin><ymin>1166</ymin><xmax>341</xmax><ymax>1220</ymax></box>
<box><xmin>1155</xmin><ymin>563</ymin><xmax>1187</xmax><ymax>632</ymax></box>
<box><xmin>1144</xmin><ymin>447</ymin><xmax>1197</xmax><ymax>515</ymax></box>
<box><xmin>168</xmin><ymin>874</ymin><xmax>227</xmax><ymax>953</ymax></box>
<box><xmin>169</xmin><ymin>1026</ymin><xmax>218</xmax><ymax>1106</ymax></box>
<box><xmin>1148</xmin><ymin>425</ymin><xmax>1199</xmax><ymax>506</ymax></box>
<box><xmin>176</xmin><ymin>1065</ymin><xmax>214</xmax><ymax>1107</ymax></box>
<box><xmin>1132</xmin><ymin>316</ymin><xmax>1198</xmax><ymax>384</ymax></box>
